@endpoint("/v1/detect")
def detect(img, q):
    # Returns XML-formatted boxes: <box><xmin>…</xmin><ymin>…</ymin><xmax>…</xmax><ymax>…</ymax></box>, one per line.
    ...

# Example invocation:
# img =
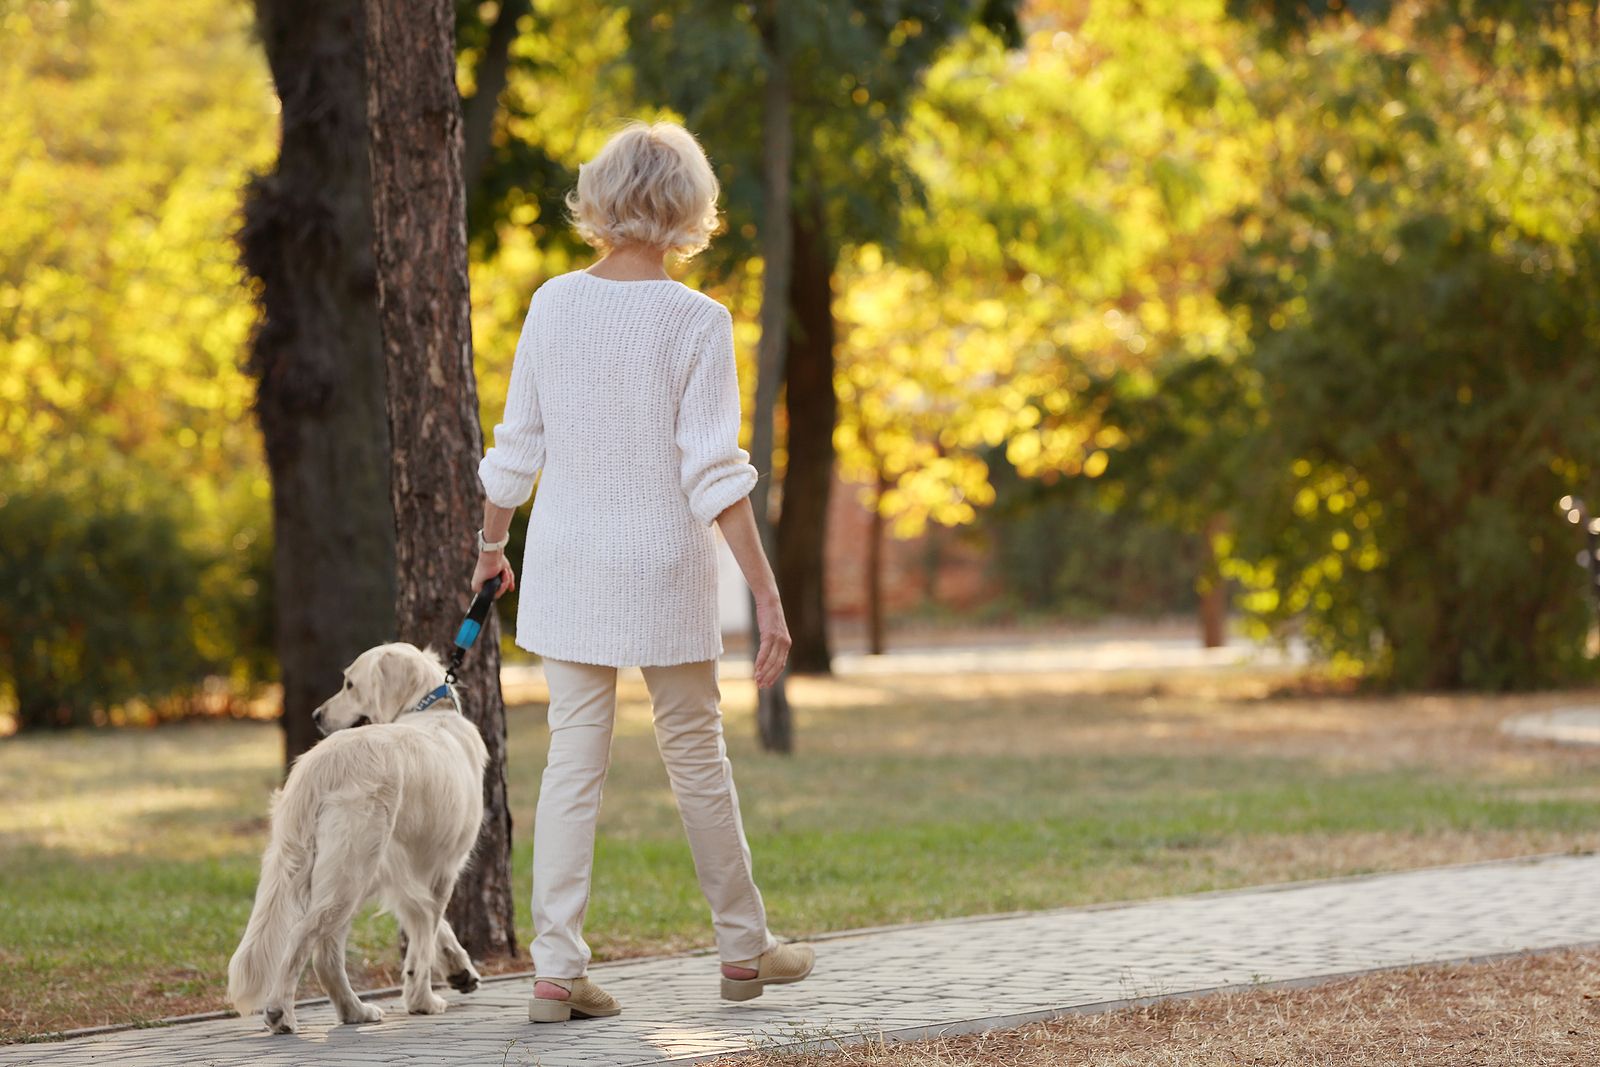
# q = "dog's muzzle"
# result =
<box><xmin>312</xmin><ymin>708</ymin><xmax>372</xmax><ymax>735</ymax></box>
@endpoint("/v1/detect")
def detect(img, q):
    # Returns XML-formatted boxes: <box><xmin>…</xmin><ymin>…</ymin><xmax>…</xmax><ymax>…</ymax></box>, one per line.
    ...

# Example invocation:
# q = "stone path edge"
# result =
<box><xmin>13</xmin><ymin>849</ymin><xmax>1594</xmax><ymax>1048</ymax></box>
<box><xmin>655</xmin><ymin>941</ymin><xmax>1600</xmax><ymax>1067</ymax></box>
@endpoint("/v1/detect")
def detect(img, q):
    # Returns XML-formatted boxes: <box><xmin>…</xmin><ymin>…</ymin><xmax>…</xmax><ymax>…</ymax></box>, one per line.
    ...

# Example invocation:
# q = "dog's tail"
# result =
<box><xmin>228</xmin><ymin>756</ymin><xmax>402</xmax><ymax>1016</ymax></box>
<box><xmin>227</xmin><ymin>780</ymin><xmax>320</xmax><ymax>1015</ymax></box>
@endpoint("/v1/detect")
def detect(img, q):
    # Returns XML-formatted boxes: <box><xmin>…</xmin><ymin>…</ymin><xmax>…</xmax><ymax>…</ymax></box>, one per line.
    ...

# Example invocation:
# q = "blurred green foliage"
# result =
<box><xmin>4</xmin><ymin>0</ymin><xmax>1598</xmax><ymax>724</ymax></box>
<box><xmin>1213</xmin><ymin>9</ymin><xmax>1600</xmax><ymax>687</ymax></box>
<box><xmin>0</xmin><ymin>486</ymin><xmax>274</xmax><ymax>729</ymax></box>
<box><xmin>0</xmin><ymin>0</ymin><xmax>278</xmax><ymax>726</ymax></box>
<box><xmin>1227</xmin><ymin>217</ymin><xmax>1599</xmax><ymax>687</ymax></box>
<box><xmin>982</xmin><ymin>448</ymin><xmax>1199</xmax><ymax>619</ymax></box>
<box><xmin>0</xmin><ymin>487</ymin><xmax>197</xmax><ymax>728</ymax></box>
<box><xmin>1033</xmin><ymin>3</ymin><xmax>1600</xmax><ymax>687</ymax></box>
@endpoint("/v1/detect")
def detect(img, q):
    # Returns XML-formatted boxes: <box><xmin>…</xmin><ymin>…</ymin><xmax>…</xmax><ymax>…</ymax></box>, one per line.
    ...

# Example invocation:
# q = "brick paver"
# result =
<box><xmin>5</xmin><ymin>854</ymin><xmax>1597</xmax><ymax>1066</ymax></box>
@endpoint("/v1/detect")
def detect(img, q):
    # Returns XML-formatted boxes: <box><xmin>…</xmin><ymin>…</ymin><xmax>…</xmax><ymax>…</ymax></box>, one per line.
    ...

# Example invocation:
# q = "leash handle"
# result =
<box><xmin>454</xmin><ymin>574</ymin><xmax>503</xmax><ymax>653</ymax></box>
<box><xmin>446</xmin><ymin>574</ymin><xmax>502</xmax><ymax>685</ymax></box>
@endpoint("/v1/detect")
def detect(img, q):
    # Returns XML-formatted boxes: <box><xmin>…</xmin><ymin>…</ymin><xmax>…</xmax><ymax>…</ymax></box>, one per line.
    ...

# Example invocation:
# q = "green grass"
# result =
<box><xmin>3</xmin><ymin>666</ymin><xmax>1599</xmax><ymax>1040</ymax></box>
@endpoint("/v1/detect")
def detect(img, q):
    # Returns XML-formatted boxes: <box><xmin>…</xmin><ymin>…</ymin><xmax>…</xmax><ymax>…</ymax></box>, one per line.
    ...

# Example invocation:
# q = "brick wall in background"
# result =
<box><xmin>821</xmin><ymin>468</ymin><xmax>1005</xmax><ymax>624</ymax></box>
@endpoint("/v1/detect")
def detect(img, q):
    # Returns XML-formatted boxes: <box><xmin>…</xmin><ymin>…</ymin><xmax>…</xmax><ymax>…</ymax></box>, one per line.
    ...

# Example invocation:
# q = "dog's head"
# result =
<box><xmin>312</xmin><ymin>642</ymin><xmax>449</xmax><ymax>736</ymax></box>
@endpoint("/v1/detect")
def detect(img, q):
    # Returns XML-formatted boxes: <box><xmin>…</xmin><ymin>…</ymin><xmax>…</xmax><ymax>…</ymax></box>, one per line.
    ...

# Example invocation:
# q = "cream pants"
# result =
<box><xmin>532</xmin><ymin>656</ymin><xmax>779</xmax><ymax>978</ymax></box>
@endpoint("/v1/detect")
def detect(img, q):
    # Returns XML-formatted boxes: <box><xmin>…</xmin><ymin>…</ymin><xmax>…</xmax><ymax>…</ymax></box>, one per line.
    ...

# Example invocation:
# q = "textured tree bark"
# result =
<box><xmin>751</xmin><ymin>0</ymin><xmax>794</xmax><ymax>753</ymax></box>
<box><xmin>363</xmin><ymin>0</ymin><xmax>517</xmax><ymax>960</ymax></box>
<box><xmin>776</xmin><ymin>189</ymin><xmax>837</xmax><ymax>675</ymax></box>
<box><xmin>241</xmin><ymin>0</ymin><xmax>397</xmax><ymax>772</ymax></box>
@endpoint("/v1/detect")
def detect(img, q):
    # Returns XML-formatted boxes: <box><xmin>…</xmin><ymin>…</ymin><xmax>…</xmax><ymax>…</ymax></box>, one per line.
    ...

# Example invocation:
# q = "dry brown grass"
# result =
<box><xmin>724</xmin><ymin>949</ymin><xmax>1600</xmax><ymax>1067</ymax></box>
<box><xmin>591</xmin><ymin>665</ymin><xmax>1600</xmax><ymax>776</ymax></box>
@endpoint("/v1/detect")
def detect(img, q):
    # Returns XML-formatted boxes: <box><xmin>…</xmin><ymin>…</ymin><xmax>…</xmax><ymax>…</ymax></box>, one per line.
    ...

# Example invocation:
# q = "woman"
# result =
<box><xmin>471</xmin><ymin>120</ymin><xmax>815</xmax><ymax>1024</ymax></box>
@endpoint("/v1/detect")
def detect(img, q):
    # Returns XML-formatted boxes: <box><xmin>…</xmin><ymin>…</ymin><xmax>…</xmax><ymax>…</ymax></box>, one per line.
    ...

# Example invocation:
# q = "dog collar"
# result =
<box><xmin>405</xmin><ymin>684</ymin><xmax>455</xmax><ymax>716</ymax></box>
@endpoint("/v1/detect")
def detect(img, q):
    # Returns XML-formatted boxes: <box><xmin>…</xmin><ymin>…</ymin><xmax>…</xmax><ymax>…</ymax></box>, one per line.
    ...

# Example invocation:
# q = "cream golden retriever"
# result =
<box><xmin>227</xmin><ymin>643</ymin><xmax>488</xmax><ymax>1034</ymax></box>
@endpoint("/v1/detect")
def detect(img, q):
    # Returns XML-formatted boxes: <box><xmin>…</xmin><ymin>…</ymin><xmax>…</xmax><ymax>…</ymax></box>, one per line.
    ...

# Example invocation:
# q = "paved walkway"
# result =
<box><xmin>501</xmin><ymin>631</ymin><xmax>1307</xmax><ymax>701</ymax></box>
<box><xmin>1502</xmin><ymin>705</ymin><xmax>1600</xmax><ymax>746</ymax></box>
<box><xmin>7</xmin><ymin>854</ymin><xmax>1599</xmax><ymax>1066</ymax></box>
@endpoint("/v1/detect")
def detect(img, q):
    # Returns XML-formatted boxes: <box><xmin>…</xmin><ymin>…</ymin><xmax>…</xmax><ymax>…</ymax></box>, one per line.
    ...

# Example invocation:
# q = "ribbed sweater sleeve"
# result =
<box><xmin>676</xmin><ymin>305</ymin><xmax>759</xmax><ymax>526</ymax></box>
<box><xmin>478</xmin><ymin>292</ymin><xmax>546</xmax><ymax>509</ymax></box>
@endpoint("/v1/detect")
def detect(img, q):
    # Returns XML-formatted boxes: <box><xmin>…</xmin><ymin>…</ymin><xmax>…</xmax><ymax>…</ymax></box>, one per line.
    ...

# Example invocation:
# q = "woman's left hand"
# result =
<box><xmin>472</xmin><ymin>549</ymin><xmax>516</xmax><ymax>599</ymax></box>
<box><xmin>752</xmin><ymin>592</ymin><xmax>791</xmax><ymax>689</ymax></box>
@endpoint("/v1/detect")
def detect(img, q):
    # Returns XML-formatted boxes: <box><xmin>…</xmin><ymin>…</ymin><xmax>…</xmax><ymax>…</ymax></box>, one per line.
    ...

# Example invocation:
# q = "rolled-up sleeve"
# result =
<box><xmin>478</xmin><ymin>293</ymin><xmax>546</xmax><ymax>509</ymax></box>
<box><xmin>676</xmin><ymin>306</ymin><xmax>759</xmax><ymax>526</ymax></box>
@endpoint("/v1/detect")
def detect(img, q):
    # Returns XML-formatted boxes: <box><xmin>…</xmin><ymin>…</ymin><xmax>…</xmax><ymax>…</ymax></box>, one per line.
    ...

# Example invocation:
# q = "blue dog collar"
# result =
<box><xmin>406</xmin><ymin>683</ymin><xmax>455</xmax><ymax>716</ymax></box>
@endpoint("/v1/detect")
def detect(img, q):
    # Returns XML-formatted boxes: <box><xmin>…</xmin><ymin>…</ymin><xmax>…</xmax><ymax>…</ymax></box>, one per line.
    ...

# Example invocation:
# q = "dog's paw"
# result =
<box><xmin>407</xmin><ymin>992</ymin><xmax>449</xmax><ymax>1016</ymax></box>
<box><xmin>263</xmin><ymin>1006</ymin><xmax>297</xmax><ymax>1035</ymax></box>
<box><xmin>339</xmin><ymin>1001</ymin><xmax>385</xmax><ymax>1025</ymax></box>
<box><xmin>447</xmin><ymin>968</ymin><xmax>481</xmax><ymax>994</ymax></box>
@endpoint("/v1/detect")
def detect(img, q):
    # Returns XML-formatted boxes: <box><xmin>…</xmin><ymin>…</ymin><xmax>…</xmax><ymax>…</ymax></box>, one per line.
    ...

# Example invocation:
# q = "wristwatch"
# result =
<box><xmin>477</xmin><ymin>528</ymin><xmax>510</xmax><ymax>554</ymax></box>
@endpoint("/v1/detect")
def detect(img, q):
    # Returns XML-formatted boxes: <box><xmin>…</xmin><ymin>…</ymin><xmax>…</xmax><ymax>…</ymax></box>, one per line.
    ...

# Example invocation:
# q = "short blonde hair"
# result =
<box><xmin>564</xmin><ymin>120</ymin><xmax>723</xmax><ymax>260</ymax></box>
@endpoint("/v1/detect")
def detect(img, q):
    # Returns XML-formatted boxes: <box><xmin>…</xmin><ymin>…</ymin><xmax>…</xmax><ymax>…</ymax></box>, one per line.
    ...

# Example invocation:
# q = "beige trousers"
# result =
<box><xmin>533</xmin><ymin>656</ymin><xmax>779</xmax><ymax>978</ymax></box>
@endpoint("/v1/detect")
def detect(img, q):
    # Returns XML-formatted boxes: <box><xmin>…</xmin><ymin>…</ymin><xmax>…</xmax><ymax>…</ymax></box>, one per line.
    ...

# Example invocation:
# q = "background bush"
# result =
<box><xmin>0</xmin><ymin>487</ymin><xmax>275</xmax><ymax>730</ymax></box>
<box><xmin>982</xmin><ymin>450</ymin><xmax>1200</xmax><ymax>620</ymax></box>
<box><xmin>1222</xmin><ymin>216</ymin><xmax>1600</xmax><ymax>688</ymax></box>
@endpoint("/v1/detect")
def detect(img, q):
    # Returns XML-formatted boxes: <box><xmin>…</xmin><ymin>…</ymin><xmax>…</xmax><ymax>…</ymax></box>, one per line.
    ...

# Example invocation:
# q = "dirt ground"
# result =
<box><xmin>723</xmin><ymin>948</ymin><xmax>1600</xmax><ymax>1067</ymax></box>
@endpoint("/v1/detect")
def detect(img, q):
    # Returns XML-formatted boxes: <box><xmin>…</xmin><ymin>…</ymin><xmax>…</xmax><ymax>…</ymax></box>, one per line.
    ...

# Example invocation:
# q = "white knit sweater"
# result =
<box><xmin>477</xmin><ymin>270</ymin><xmax>760</xmax><ymax>667</ymax></box>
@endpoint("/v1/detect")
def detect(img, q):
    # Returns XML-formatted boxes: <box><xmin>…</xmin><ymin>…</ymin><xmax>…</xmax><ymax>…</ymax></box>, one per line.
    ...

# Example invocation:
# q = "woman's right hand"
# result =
<box><xmin>753</xmin><ymin>593</ymin><xmax>791</xmax><ymax>689</ymax></box>
<box><xmin>472</xmin><ymin>549</ymin><xmax>516</xmax><ymax>600</ymax></box>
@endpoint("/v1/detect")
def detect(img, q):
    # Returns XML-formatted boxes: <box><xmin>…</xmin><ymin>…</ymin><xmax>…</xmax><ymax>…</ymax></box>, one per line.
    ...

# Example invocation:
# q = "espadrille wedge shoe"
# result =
<box><xmin>719</xmin><ymin>942</ymin><xmax>816</xmax><ymax>1001</ymax></box>
<box><xmin>527</xmin><ymin>977</ymin><xmax>622</xmax><ymax>1023</ymax></box>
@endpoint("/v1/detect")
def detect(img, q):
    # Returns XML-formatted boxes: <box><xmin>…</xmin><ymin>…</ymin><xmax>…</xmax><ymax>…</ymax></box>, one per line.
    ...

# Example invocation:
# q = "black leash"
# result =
<box><xmin>407</xmin><ymin>575</ymin><xmax>502</xmax><ymax>716</ymax></box>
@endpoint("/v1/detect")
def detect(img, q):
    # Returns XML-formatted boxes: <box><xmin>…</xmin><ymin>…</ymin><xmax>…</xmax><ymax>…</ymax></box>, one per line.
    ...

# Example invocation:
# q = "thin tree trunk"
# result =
<box><xmin>921</xmin><ymin>526</ymin><xmax>941</xmax><ymax>607</ymax></box>
<box><xmin>751</xmin><ymin>0</ymin><xmax>793</xmax><ymax>753</ymax></box>
<box><xmin>1198</xmin><ymin>512</ymin><xmax>1228</xmax><ymax>649</ymax></box>
<box><xmin>363</xmin><ymin>0</ymin><xmax>517</xmax><ymax>960</ymax></box>
<box><xmin>460</xmin><ymin>0</ymin><xmax>530</xmax><ymax>207</ymax></box>
<box><xmin>867</xmin><ymin>463</ymin><xmax>889</xmax><ymax>656</ymax></box>
<box><xmin>776</xmin><ymin>188</ymin><xmax>836</xmax><ymax>675</ymax></box>
<box><xmin>241</xmin><ymin>0</ymin><xmax>396</xmax><ymax>772</ymax></box>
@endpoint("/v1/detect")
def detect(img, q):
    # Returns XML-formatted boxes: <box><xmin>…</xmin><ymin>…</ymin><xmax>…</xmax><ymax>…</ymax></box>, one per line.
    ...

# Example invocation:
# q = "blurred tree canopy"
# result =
<box><xmin>4</xmin><ymin>0</ymin><xmax>1599</xmax><ymax>728</ymax></box>
<box><xmin>1211</xmin><ymin>5</ymin><xmax>1600</xmax><ymax>686</ymax></box>
<box><xmin>0</xmin><ymin>0</ymin><xmax>277</xmax><ymax>726</ymax></box>
<box><xmin>836</xmin><ymin>0</ymin><xmax>1257</xmax><ymax>540</ymax></box>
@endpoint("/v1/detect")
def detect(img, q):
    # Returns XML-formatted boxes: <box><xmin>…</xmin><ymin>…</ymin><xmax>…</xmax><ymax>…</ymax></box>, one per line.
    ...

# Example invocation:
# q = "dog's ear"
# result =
<box><xmin>374</xmin><ymin>645</ymin><xmax>443</xmax><ymax>720</ymax></box>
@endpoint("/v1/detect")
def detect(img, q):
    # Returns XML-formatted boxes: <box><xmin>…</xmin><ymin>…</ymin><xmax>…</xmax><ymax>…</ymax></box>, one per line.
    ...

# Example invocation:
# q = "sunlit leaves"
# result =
<box><xmin>1207</xmin><ymin>3</ymin><xmax>1600</xmax><ymax>687</ymax></box>
<box><xmin>0</xmin><ymin>0</ymin><xmax>279</xmax><ymax>706</ymax></box>
<box><xmin>834</xmin><ymin>0</ymin><xmax>1257</xmax><ymax>551</ymax></box>
<box><xmin>0</xmin><ymin>0</ymin><xmax>275</xmax><ymax>567</ymax></box>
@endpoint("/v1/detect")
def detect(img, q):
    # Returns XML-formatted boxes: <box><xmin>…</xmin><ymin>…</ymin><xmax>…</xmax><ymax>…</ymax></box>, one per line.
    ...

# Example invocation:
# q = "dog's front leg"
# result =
<box><xmin>262</xmin><ymin>1002</ymin><xmax>298</xmax><ymax>1035</ymax></box>
<box><xmin>398</xmin><ymin>899</ymin><xmax>450</xmax><ymax>1015</ymax></box>
<box><xmin>314</xmin><ymin>932</ymin><xmax>385</xmax><ymax>1025</ymax></box>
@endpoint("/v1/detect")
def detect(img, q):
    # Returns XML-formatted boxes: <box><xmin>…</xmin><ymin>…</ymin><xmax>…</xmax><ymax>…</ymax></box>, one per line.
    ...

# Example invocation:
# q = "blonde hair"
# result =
<box><xmin>564</xmin><ymin>120</ymin><xmax>723</xmax><ymax>260</ymax></box>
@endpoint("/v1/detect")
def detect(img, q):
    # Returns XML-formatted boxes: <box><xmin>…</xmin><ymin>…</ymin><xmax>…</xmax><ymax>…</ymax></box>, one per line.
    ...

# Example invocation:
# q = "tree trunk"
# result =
<box><xmin>921</xmin><ymin>526</ymin><xmax>942</xmax><ymax>607</ymax></box>
<box><xmin>776</xmin><ymin>188</ymin><xmax>836</xmax><ymax>675</ymax></box>
<box><xmin>1198</xmin><ymin>512</ymin><xmax>1228</xmax><ymax>649</ymax></box>
<box><xmin>241</xmin><ymin>0</ymin><xmax>396</xmax><ymax>772</ymax></box>
<box><xmin>363</xmin><ymin>0</ymin><xmax>517</xmax><ymax>960</ymax></box>
<box><xmin>867</xmin><ymin>464</ymin><xmax>888</xmax><ymax>656</ymax></box>
<box><xmin>751</xmin><ymin>0</ymin><xmax>794</xmax><ymax>753</ymax></box>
